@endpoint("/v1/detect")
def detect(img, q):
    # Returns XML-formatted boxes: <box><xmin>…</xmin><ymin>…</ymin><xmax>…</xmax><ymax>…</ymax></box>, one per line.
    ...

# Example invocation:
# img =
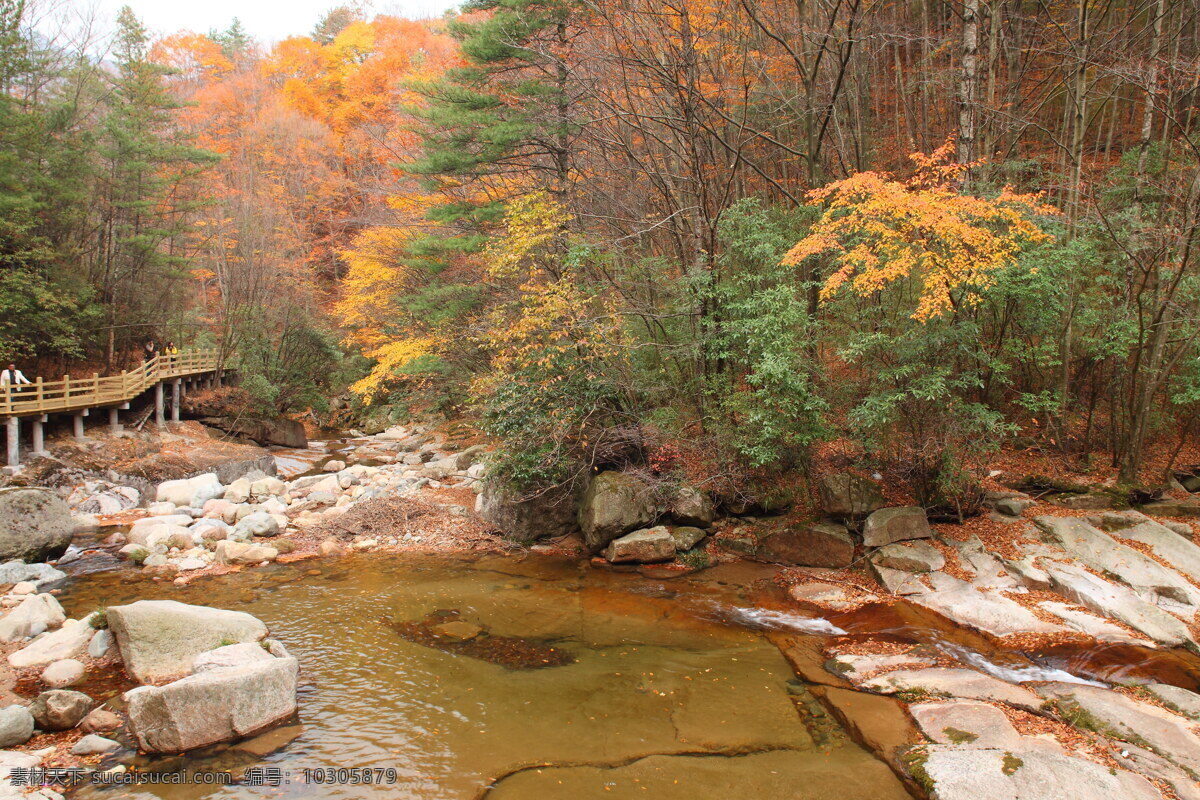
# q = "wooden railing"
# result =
<box><xmin>0</xmin><ymin>350</ymin><xmax>222</xmax><ymax>418</ymax></box>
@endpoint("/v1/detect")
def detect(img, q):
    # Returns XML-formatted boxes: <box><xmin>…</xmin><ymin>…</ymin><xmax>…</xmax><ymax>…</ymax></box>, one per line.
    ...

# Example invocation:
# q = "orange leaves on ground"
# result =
<box><xmin>782</xmin><ymin>141</ymin><xmax>1058</xmax><ymax>321</ymax></box>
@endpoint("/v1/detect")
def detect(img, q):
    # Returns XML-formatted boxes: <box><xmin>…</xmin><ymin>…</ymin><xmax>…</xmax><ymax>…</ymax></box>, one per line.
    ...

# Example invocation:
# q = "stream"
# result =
<box><xmin>55</xmin><ymin>555</ymin><xmax>914</xmax><ymax>799</ymax></box>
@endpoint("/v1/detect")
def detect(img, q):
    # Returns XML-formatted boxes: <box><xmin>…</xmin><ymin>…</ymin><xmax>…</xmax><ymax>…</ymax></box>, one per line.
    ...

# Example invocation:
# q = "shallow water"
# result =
<box><xmin>57</xmin><ymin>556</ymin><xmax>911</xmax><ymax>800</ymax></box>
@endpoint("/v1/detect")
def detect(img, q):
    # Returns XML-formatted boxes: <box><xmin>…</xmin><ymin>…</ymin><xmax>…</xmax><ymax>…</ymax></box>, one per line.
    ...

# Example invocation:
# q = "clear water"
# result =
<box><xmin>57</xmin><ymin>556</ymin><xmax>911</xmax><ymax>800</ymax></box>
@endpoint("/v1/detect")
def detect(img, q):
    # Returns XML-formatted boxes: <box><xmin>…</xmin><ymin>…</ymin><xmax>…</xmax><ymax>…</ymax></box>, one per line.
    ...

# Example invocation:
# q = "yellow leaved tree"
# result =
<box><xmin>782</xmin><ymin>141</ymin><xmax>1056</xmax><ymax>321</ymax></box>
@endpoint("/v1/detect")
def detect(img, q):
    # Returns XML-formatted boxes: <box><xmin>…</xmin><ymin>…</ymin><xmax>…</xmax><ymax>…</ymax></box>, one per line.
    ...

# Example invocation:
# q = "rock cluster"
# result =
<box><xmin>0</xmin><ymin>597</ymin><xmax>298</xmax><ymax>773</ymax></box>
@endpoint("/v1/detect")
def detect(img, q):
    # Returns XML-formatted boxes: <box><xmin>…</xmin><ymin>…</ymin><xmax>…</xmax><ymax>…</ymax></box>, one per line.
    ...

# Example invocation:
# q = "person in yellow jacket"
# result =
<box><xmin>164</xmin><ymin>341</ymin><xmax>179</xmax><ymax>366</ymax></box>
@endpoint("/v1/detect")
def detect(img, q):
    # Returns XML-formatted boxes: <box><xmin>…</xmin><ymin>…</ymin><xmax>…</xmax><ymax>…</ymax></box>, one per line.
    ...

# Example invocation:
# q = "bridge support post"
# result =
<box><xmin>72</xmin><ymin>410</ymin><xmax>87</xmax><ymax>440</ymax></box>
<box><xmin>31</xmin><ymin>416</ymin><xmax>47</xmax><ymax>456</ymax></box>
<box><xmin>155</xmin><ymin>383</ymin><xmax>165</xmax><ymax>428</ymax></box>
<box><xmin>171</xmin><ymin>379</ymin><xmax>181</xmax><ymax>422</ymax></box>
<box><xmin>6</xmin><ymin>417</ymin><xmax>18</xmax><ymax>468</ymax></box>
<box><xmin>108</xmin><ymin>407</ymin><xmax>121</xmax><ymax>433</ymax></box>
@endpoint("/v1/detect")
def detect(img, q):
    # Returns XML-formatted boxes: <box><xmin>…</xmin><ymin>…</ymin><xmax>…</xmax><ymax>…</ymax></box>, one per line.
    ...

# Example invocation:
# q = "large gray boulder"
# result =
<box><xmin>667</xmin><ymin>487</ymin><xmax>714</xmax><ymax>528</ymax></box>
<box><xmin>125</xmin><ymin>652</ymin><xmax>299</xmax><ymax>753</ymax></box>
<box><xmin>754</xmin><ymin>522</ymin><xmax>855</xmax><ymax>567</ymax></box>
<box><xmin>862</xmin><ymin>507</ymin><xmax>932</xmax><ymax>546</ymax></box>
<box><xmin>818</xmin><ymin>473</ymin><xmax>885</xmax><ymax>518</ymax></box>
<box><xmin>578</xmin><ymin>471</ymin><xmax>657</xmax><ymax>551</ymax></box>
<box><xmin>0</xmin><ymin>488</ymin><xmax>74</xmax><ymax>563</ymax></box>
<box><xmin>0</xmin><ymin>706</ymin><xmax>33</xmax><ymax>747</ymax></box>
<box><xmin>106</xmin><ymin>600</ymin><xmax>268</xmax><ymax>684</ymax></box>
<box><xmin>30</xmin><ymin>689</ymin><xmax>93</xmax><ymax>730</ymax></box>
<box><xmin>478</xmin><ymin>481</ymin><xmax>582</xmax><ymax>544</ymax></box>
<box><xmin>603</xmin><ymin>527</ymin><xmax>676</xmax><ymax>564</ymax></box>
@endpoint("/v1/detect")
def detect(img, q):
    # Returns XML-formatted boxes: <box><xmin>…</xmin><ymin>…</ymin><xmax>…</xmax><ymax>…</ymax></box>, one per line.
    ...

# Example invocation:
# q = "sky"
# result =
<box><xmin>89</xmin><ymin>0</ymin><xmax>459</xmax><ymax>44</ymax></box>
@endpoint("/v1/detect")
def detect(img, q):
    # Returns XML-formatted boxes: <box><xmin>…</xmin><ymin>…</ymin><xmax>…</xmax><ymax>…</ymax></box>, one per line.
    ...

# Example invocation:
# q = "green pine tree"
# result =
<box><xmin>93</xmin><ymin>6</ymin><xmax>218</xmax><ymax>367</ymax></box>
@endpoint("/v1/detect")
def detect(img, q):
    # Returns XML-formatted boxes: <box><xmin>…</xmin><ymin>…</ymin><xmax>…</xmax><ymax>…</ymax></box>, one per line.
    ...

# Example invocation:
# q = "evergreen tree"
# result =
<box><xmin>92</xmin><ymin>6</ymin><xmax>218</xmax><ymax>366</ymax></box>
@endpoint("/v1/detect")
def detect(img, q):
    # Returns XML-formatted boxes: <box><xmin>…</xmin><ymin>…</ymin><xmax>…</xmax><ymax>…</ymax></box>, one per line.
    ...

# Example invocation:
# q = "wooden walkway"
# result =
<box><xmin>1</xmin><ymin>349</ymin><xmax>227</xmax><ymax>467</ymax></box>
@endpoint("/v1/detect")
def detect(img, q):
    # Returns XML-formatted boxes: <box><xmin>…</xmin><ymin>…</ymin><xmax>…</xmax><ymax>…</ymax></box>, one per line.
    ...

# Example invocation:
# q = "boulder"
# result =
<box><xmin>478</xmin><ymin>481</ymin><xmax>583</xmax><ymax>544</ymax></box>
<box><xmin>603</xmin><ymin>527</ymin><xmax>676</xmax><ymax>564</ymax></box>
<box><xmin>668</xmin><ymin>487</ymin><xmax>714</xmax><ymax>528</ymax></box>
<box><xmin>213</xmin><ymin>455</ymin><xmax>278</xmax><ymax>485</ymax></box>
<box><xmin>0</xmin><ymin>594</ymin><xmax>65</xmax><ymax>642</ymax></box>
<box><xmin>0</xmin><ymin>706</ymin><xmax>34</xmax><ymax>747</ymax></box>
<box><xmin>322</xmin><ymin>460</ymin><xmax>345</xmax><ymax>473</ymax></box>
<box><xmin>862</xmin><ymin>507</ymin><xmax>932</xmax><ymax>547</ymax></box>
<box><xmin>223</xmin><ymin>478</ymin><xmax>251</xmax><ymax>504</ymax></box>
<box><xmin>578</xmin><ymin>471</ymin><xmax>657</xmax><ymax>551</ymax></box>
<box><xmin>214</xmin><ymin>541</ymin><xmax>278</xmax><ymax>565</ymax></box>
<box><xmin>455</xmin><ymin>445</ymin><xmax>487</xmax><ymax>471</ymax></box>
<box><xmin>872</xmin><ymin>540</ymin><xmax>945</xmax><ymax>572</ymax></box>
<box><xmin>30</xmin><ymin>689</ymin><xmax>93</xmax><ymax>730</ymax></box>
<box><xmin>668</xmin><ymin>526</ymin><xmax>707</xmax><ymax>551</ymax></box>
<box><xmin>157</xmin><ymin>474</ymin><xmax>223</xmax><ymax>509</ymax></box>
<box><xmin>249</xmin><ymin>477</ymin><xmax>285</xmax><ymax>502</ymax></box>
<box><xmin>79</xmin><ymin>708</ymin><xmax>122</xmax><ymax>733</ymax></box>
<box><xmin>71</xmin><ymin>734</ymin><xmax>121</xmax><ymax>755</ymax></box>
<box><xmin>200</xmin><ymin>416</ymin><xmax>307</xmax><ymax>448</ymax></box>
<box><xmin>818</xmin><ymin>473</ymin><xmax>885</xmax><ymax>518</ymax></box>
<box><xmin>0</xmin><ymin>560</ymin><xmax>65</xmax><ymax>588</ymax></box>
<box><xmin>40</xmin><ymin>659</ymin><xmax>85</xmax><ymax>689</ymax></box>
<box><xmin>88</xmin><ymin>629</ymin><xmax>111</xmax><ymax>658</ymax></box>
<box><xmin>754</xmin><ymin>522</ymin><xmax>855</xmax><ymax>567</ymax></box>
<box><xmin>318</xmin><ymin>539</ymin><xmax>348</xmax><ymax>557</ymax></box>
<box><xmin>233</xmin><ymin>512</ymin><xmax>280</xmax><ymax>540</ymax></box>
<box><xmin>125</xmin><ymin>653</ymin><xmax>299</xmax><ymax>753</ymax></box>
<box><xmin>8</xmin><ymin>616</ymin><xmax>96</xmax><ymax>668</ymax></box>
<box><xmin>105</xmin><ymin>600</ymin><xmax>268</xmax><ymax>684</ymax></box>
<box><xmin>0</xmin><ymin>488</ymin><xmax>74</xmax><ymax>563</ymax></box>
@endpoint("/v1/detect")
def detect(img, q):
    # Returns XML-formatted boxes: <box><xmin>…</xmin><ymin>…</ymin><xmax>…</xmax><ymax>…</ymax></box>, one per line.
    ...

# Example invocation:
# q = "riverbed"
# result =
<box><xmin>56</xmin><ymin>555</ymin><xmax>911</xmax><ymax>800</ymax></box>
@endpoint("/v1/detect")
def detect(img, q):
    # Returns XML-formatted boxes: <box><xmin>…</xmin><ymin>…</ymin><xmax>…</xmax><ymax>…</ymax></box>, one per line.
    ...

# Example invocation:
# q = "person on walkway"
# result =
<box><xmin>1</xmin><ymin>363</ymin><xmax>31</xmax><ymax>410</ymax></box>
<box><xmin>165</xmin><ymin>341</ymin><xmax>179</xmax><ymax>365</ymax></box>
<box><xmin>0</xmin><ymin>364</ymin><xmax>31</xmax><ymax>389</ymax></box>
<box><xmin>143</xmin><ymin>340</ymin><xmax>157</xmax><ymax>363</ymax></box>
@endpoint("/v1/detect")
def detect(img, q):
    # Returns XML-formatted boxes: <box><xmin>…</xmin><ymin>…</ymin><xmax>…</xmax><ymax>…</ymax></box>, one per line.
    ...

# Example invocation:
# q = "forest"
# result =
<box><xmin>1</xmin><ymin>0</ymin><xmax>1199</xmax><ymax>512</ymax></box>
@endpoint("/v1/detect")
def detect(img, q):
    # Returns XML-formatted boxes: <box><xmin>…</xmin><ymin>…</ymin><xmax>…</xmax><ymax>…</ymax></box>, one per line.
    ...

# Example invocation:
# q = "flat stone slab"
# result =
<box><xmin>1038</xmin><ymin>682</ymin><xmax>1200</xmax><ymax>776</ymax></box>
<box><xmin>909</xmin><ymin>700</ymin><xmax>1023</xmax><ymax>748</ymax></box>
<box><xmin>918</xmin><ymin>744</ymin><xmax>1163</xmax><ymax>800</ymax></box>
<box><xmin>861</xmin><ymin>668</ymin><xmax>1042</xmax><ymax>711</ymax></box>
<box><xmin>1114</xmin><ymin>519</ymin><xmax>1200</xmax><ymax>584</ymax></box>
<box><xmin>1039</xmin><ymin>560</ymin><xmax>1197</xmax><ymax>651</ymax></box>
<box><xmin>1033</xmin><ymin>516</ymin><xmax>1200</xmax><ymax>606</ymax></box>
<box><xmin>1037</xmin><ymin>601</ymin><xmax>1150</xmax><ymax>646</ymax></box>
<box><xmin>1145</xmin><ymin>684</ymin><xmax>1200</xmax><ymax>721</ymax></box>
<box><xmin>909</xmin><ymin>580</ymin><xmax>1066</xmax><ymax>639</ymax></box>
<box><xmin>828</xmin><ymin>653</ymin><xmax>935</xmax><ymax>682</ymax></box>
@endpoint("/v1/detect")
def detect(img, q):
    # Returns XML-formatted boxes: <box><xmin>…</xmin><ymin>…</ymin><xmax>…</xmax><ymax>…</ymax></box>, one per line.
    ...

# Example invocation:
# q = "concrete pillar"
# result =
<box><xmin>171</xmin><ymin>379</ymin><xmax>181</xmax><ymax>422</ymax></box>
<box><xmin>72</xmin><ymin>409</ymin><xmax>87</xmax><ymax>440</ymax></box>
<box><xmin>108</xmin><ymin>407</ymin><xmax>121</xmax><ymax>433</ymax></box>
<box><xmin>155</xmin><ymin>382</ymin><xmax>165</xmax><ymax>429</ymax></box>
<box><xmin>6</xmin><ymin>417</ymin><xmax>18</xmax><ymax>468</ymax></box>
<box><xmin>31</xmin><ymin>416</ymin><xmax>46</xmax><ymax>456</ymax></box>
